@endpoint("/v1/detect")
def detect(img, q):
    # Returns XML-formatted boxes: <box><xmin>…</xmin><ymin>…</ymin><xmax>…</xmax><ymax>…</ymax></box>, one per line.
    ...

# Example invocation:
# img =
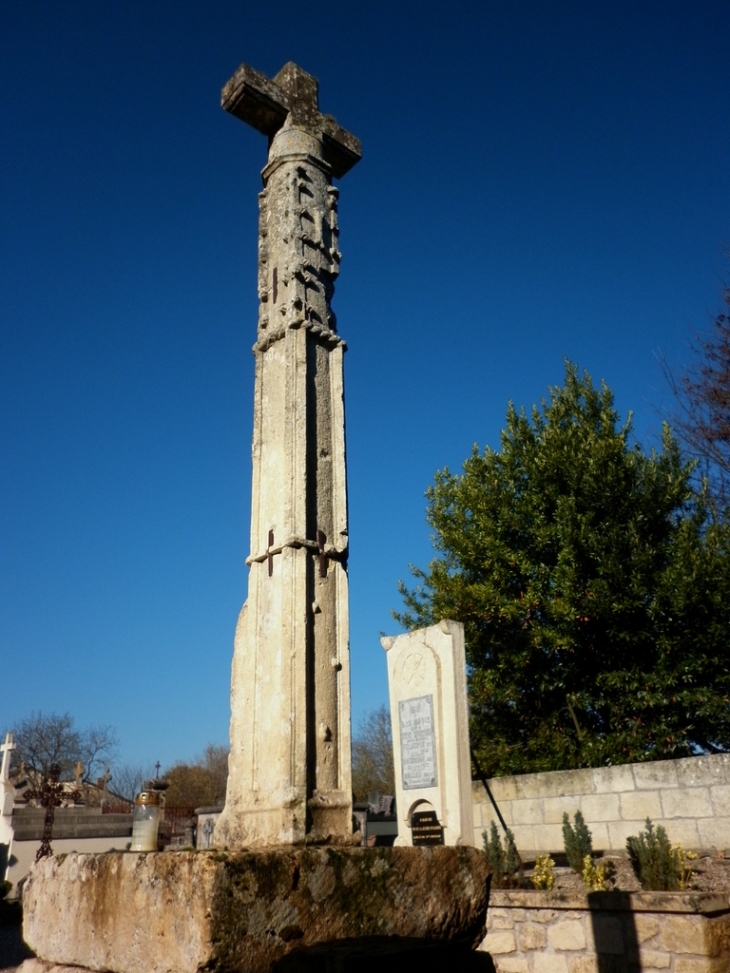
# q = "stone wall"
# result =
<box><xmin>480</xmin><ymin>890</ymin><xmax>730</xmax><ymax>973</ymax></box>
<box><xmin>473</xmin><ymin>754</ymin><xmax>730</xmax><ymax>855</ymax></box>
<box><xmin>4</xmin><ymin>807</ymin><xmax>132</xmax><ymax>896</ymax></box>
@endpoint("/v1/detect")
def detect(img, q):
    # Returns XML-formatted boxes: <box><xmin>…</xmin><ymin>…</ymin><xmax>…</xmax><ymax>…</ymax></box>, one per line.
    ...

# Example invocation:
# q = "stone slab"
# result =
<box><xmin>489</xmin><ymin>891</ymin><xmax>730</xmax><ymax>914</ymax></box>
<box><xmin>675</xmin><ymin>754</ymin><xmax>730</xmax><ymax>788</ymax></box>
<box><xmin>580</xmin><ymin>793</ymin><xmax>620</xmax><ymax>822</ymax></box>
<box><xmin>383</xmin><ymin>621</ymin><xmax>474</xmax><ymax>846</ymax></box>
<box><xmin>23</xmin><ymin>847</ymin><xmax>491</xmax><ymax>973</ymax></box>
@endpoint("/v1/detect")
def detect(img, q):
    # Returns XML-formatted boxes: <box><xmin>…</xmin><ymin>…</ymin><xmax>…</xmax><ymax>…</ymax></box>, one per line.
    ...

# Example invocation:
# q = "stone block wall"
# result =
<box><xmin>480</xmin><ymin>890</ymin><xmax>730</xmax><ymax>973</ymax></box>
<box><xmin>4</xmin><ymin>807</ymin><xmax>132</xmax><ymax>896</ymax></box>
<box><xmin>473</xmin><ymin>753</ymin><xmax>730</xmax><ymax>855</ymax></box>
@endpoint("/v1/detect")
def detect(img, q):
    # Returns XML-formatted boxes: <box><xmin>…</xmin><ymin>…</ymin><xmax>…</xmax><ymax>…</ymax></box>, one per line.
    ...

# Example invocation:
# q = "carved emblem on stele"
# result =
<box><xmin>402</xmin><ymin>651</ymin><xmax>425</xmax><ymax>688</ymax></box>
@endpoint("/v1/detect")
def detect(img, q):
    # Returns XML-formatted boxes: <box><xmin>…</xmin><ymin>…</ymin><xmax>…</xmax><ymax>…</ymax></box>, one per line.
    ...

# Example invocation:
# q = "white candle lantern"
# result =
<box><xmin>130</xmin><ymin>789</ymin><xmax>161</xmax><ymax>852</ymax></box>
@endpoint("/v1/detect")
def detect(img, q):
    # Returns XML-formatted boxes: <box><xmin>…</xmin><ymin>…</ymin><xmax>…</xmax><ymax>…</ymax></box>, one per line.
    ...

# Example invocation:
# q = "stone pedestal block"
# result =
<box><xmin>22</xmin><ymin>847</ymin><xmax>490</xmax><ymax>973</ymax></box>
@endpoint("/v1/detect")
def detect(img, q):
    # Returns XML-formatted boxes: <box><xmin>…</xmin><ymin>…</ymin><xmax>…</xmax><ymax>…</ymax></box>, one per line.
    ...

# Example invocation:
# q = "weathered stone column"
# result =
<box><xmin>214</xmin><ymin>63</ymin><xmax>361</xmax><ymax>848</ymax></box>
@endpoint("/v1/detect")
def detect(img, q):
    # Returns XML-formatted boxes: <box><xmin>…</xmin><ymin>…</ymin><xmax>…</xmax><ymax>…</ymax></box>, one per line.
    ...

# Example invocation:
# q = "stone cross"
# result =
<box><xmin>202</xmin><ymin>816</ymin><xmax>215</xmax><ymax>849</ymax></box>
<box><xmin>0</xmin><ymin>733</ymin><xmax>15</xmax><ymax>783</ymax></box>
<box><xmin>1</xmin><ymin>732</ymin><xmax>16</xmax><ymax>819</ymax></box>
<box><xmin>214</xmin><ymin>62</ymin><xmax>361</xmax><ymax>849</ymax></box>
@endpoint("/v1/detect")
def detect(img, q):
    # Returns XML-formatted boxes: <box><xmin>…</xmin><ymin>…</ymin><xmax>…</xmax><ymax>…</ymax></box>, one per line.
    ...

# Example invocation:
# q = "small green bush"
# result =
<box><xmin>532</xmin><ymin>854</ymin><xmax>555</xmax><ymax>890</ymax></box>
<box><xmin>562</xmin><ymin>810</ymin><xmax>593</xmax><ymax>873</ymax></box>
<box><xmin>582</xmin><ymin>855</ymin><xmax>616</xmax><ymax>891</ymax></box>
<box><xmin>482</xmin><ymin>821</ymin><xmax>522</xmax><ymax>888</ymax></box>
<box><xmin>626</xmin><ymin>818</ymin><xmax>696</xmax><ymax>891</ymax></box>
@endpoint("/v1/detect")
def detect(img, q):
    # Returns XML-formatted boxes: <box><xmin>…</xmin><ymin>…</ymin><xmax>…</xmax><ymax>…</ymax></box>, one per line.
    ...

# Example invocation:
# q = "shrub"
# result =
<box><xmin>581</xmin><ymin>855</ymin><xmax>615</xmax><ymax>891</ymax></box>
<box><xmin>626</xmin><ymin>818</ymin><xmax>697</xmax><ymax>891</ymax></box>
<box><xmin>482</xmin><ymin>821</ymin><xmax>522</xmax><ymax>888</ymax></box>
<box><xmin>532</xmin><ymin>854</ymin><xmax>555</xmax><ymax>890</ymax></box>
<box><xmin>563</xmin><ymin>810</ymin><xmax>593</xmax><ymax>873</ymax></box>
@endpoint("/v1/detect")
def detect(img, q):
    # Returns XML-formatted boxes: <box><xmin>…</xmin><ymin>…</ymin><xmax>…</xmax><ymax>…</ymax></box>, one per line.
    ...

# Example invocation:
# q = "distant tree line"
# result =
<box><xmin>351</xmin><ymin>705</ymin><xmax>394</xmax><ymax>801</ymax></box>
<box><xmin>4</xmin><ymin>711</ymin><xmax>228</xmax><ymax>807</ymax></box>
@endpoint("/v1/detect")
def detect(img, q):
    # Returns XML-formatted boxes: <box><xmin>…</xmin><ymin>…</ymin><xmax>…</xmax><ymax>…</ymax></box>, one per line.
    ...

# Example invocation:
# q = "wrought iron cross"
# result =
<box><xmin>36</xmin><ymin>763</ymin><xmax>63</xmax><ymax>862</ymax></box>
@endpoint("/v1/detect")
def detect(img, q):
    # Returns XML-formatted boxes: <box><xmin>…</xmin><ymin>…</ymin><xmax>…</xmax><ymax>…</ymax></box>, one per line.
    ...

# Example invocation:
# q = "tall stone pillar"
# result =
<box><xmin>214</xmin><ymin>63</ymin><xmax>361</xmax><ymax>848</ymax></box>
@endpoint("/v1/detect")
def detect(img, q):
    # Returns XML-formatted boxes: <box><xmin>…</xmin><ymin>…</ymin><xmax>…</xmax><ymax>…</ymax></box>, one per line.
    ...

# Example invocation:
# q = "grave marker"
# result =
<box><xmin>382</xmin><ymin>620</ymin><xmax>474</xmax><ymax>846</ymax></box>
<box><xmin>0</xmin><ymin>734</ymin><xmax>14</xmax><ymax>778</ymax></box>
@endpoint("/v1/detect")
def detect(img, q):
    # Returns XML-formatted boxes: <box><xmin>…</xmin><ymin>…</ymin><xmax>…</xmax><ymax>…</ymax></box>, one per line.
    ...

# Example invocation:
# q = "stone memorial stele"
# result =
<box><xmin>382</xmin><ymin>620</ymin><xmax>475</xmax><ymax>846</ymax></box>
<box><xmin>18</xmin><ymin>64</ymin><xmax>493</xmax><ymax>973</ymax></box>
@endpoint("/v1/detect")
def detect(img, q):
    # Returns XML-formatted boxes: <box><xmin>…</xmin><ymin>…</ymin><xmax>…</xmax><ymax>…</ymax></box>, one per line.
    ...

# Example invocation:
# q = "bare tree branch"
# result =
<box><xmin>351</xmin><ymin>706</ymin><xmax>394</xmax><ymax>801</ymax></box>
<box><xmin>664</xmin><ymin>271</ymin><xmax>730</xmax><ymax>508</ymax></box>
<box><xmin>111</xmin><ymin>763</ymin><xmax>156</xmax><ymax>802</ymax></box>
<box><xmin>7</xmin><ymin>712</ymin><xmax>118</xmax><ymax>784</ymax></box>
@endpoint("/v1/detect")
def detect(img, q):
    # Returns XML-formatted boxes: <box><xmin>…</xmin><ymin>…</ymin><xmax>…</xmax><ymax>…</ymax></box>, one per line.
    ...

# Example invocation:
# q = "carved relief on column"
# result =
<box><xmin>257</xmin><ymin>190</ymin><xmax>270</xmax><ymax>332</ymax></box>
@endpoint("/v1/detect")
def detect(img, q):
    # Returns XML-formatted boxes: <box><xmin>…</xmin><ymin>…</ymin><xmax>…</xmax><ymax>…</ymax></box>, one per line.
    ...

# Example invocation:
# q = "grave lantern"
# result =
<box><xmin>130</xmin><ymin>789</ymin><xmax>161</xmax><ymax>851</ymax></box>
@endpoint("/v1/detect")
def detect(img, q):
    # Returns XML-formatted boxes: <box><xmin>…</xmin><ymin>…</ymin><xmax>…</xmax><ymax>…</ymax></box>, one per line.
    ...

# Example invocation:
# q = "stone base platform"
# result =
<box><xmin>21</xmin><ymin>846</ymin><xmax>491</xmax><ymax>973</ymax></box>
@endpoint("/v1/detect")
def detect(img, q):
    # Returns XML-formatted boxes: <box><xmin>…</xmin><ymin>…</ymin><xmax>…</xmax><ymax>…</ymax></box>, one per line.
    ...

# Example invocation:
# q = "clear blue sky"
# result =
<box><xmin>2</xmin><ymin>1</ymin><xmax>728</xmax><ymax>774</ymax></box>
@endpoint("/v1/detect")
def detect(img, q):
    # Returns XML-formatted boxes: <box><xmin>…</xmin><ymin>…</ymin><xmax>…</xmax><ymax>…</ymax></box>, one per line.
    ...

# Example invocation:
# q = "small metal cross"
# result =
<box><xmin>36</xmin><ymin>764</ymin><xmax>63</xmax><ymax>862</ymax></box>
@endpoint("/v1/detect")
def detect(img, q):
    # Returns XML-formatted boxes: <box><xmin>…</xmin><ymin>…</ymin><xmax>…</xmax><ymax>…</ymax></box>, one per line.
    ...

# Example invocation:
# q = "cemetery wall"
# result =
<box><xmin>480</xmin><ymin>890</ymin><xmax>730</xmax><ymax>973</ymax></box>
<box><xmin>473</xmin><ymin>753</ymin><xmax>730</xmax><ymax>855</ymax></box>
<box><xmin>4</xmin><ymin>809</ymin><xmax>132</xmax><ymax>896</ymax></box>
<box><xmin>7</xmin><ymin>835</ymin><xmax>132</xmax><ymax>896</ymax></box>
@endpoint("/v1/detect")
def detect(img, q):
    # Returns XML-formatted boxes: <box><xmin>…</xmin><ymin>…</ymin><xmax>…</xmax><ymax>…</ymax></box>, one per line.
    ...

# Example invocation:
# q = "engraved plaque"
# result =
<box><xmin>399</xmin><ymin>694</ymin><xmax>437</xmax><ymax>790</ymax></box>
<box><xmin>411</xmin><ymin>809</ymin><xmax>444</xmax><ymax>846</ymax></box>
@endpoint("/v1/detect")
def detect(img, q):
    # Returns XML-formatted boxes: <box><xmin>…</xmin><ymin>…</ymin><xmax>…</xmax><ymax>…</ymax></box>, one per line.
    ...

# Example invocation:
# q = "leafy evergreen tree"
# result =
<box><xmin>482</xmin><ymin>821</ymin><xmax>522</xmax><ymax>888</ymax></box>
<box><xmin>562</xmin><ymin>810</ymin><xmax>593</xmax><ymax>872</ymax></box>
<box><xmin>395</xmin><ymin>364</ymin><xmax>730</xmax><ymax>776</ymax></box>
<box><xmin>626</xmin><ymin>819</ymin><xmax>695</xmax><ymax>891</ymax></box>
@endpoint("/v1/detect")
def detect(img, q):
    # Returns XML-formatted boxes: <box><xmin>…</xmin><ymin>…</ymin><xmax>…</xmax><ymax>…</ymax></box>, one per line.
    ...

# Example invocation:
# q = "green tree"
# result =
<box><xmin>395</xmin><ymin>364</ymin><xmax>730</xmax><ymax>776</ymax></box>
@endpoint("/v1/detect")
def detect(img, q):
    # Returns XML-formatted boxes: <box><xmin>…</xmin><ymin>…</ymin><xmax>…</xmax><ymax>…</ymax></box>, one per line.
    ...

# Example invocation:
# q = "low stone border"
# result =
<box><xmin>479</xmin><ymin>889</ymin><xmax>730</xmax><ymax>973</ymax></box>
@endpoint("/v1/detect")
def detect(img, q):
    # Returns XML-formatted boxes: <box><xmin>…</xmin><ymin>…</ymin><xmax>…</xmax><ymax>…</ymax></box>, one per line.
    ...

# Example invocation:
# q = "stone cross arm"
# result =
<box><xmin>1</xmin><ymin>732</ymin><xmax>15</xmax><ymax>783</ymax></box>
<box><xmin>221</xmin><ymin>61</ymin><xmax>362</xmax><ymax>179</ymax></box>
